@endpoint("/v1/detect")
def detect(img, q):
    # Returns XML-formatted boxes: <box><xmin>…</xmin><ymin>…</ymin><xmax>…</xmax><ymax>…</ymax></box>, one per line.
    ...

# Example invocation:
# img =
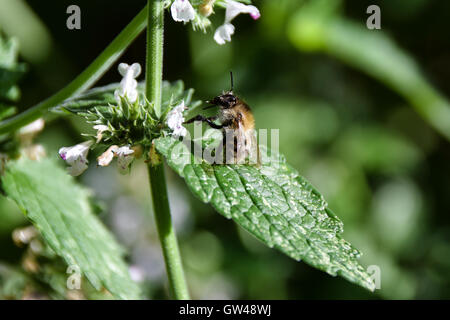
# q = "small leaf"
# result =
<box><xmin>154</xmin><ymin>136</ymin><xmax>376</xmax><ymax>291</ymax></box>
<box><xmin>0</xmin><ymin>34</ymin><xmax>26</xmax><ymax>122</ymax></box>
<box><xmin>1</xmin><ymin>157</ymin><xmax>141</xmax><ymax>299</ymax></box>
<box><xmin>0</xmin><ymin>106</ymin><xmax>16</xmax><ymax>121</ymax></box>
<box><xmin>0</xmin><ymin>35</ymin><xmax>26</xmax><ymax>104</ymax></box>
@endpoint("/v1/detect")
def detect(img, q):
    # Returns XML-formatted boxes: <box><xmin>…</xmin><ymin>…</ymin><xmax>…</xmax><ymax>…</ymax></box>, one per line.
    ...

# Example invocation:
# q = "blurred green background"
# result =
<box><xmin>1</xmin><ymin>0</ymin><xmax>450</xmax><ymax>299</ymax></box>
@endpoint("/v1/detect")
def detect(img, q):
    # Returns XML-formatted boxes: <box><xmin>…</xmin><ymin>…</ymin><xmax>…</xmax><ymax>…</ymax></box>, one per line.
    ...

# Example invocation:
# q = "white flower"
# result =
<box><xmin>213</xmin><ymin>23</ymin><xmax>235</xmax><ymax>45</ymax></box>
<box><xmin>114</xmin><ymin>146</ymin><xmax>135</xmax><ymax>174</ymax></box>
<box><xmin>114</xmin><ymin>63</ymin><xmax>141</xmax><ymax>103</ymax></box>
<box><xmin>97</xmin><ymin>145</ymin><xmax>119</xmax><ymax>167</ymax></box>
<box><xmin>167</xmin><ymin>101</ymin><xmax>187</xmax><ymax>138</ymax></box>
<box><xmin>93</xmin><ymin>124</ymin><xmax>108</xmax><ymax>133</ymax></box>
<box><xmin>214</xmin><ymin>0</ymin><xmax>260</xmax><ymax>45</ymax></box>
<box><xmin>171</xmin><ymin>0</ymin><xmax>196</xmax><ymax>22</ymax></box>
<box><xmin>19</xmin><ymin>118</ymin><xmax>45</xmax><ymax>144</ymax></box>
<box><xmin>97</xmin><ymin>145</ymin><xmax>139</xmax><ymax>173</ymax></box>
<box><xmin>224</xmin><ymin>0</ymin><xmax>260</xmax><ymax>22</ymax></box>
<box><xmin>93</xmin><ymin>124</ymin><xmax>109</xmax><ymax>143</ymax></box>
<box><xmin>58</xmin><ymin>141</ymin><xmax>93</xmax><ymax>176</ymax></box>
<box><xmin>19</xmin><ymin>118</ymin><xmax>45</xmax><ymax>136</ymax></box>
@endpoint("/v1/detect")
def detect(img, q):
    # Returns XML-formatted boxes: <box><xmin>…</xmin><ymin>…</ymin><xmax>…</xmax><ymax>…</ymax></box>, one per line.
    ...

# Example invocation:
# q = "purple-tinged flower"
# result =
<box><xmin>224</xmin><ymin>0</ymin><xmax>260</xmax><ymax>21</ymax></box>
<box><xmin>114</xmin><ymin>146</ymin><xmax>135</xmax><ymax>174</ymax></box>
<box><xmin>214</xmin><ymin>0</ymin><xmax>260</xmax><ymax>45</ymax></box>
<box><xmin>171</xmin><ymin>0</ymin><xmax>196</xmax><ymax>22</ymax></box>
<box><xmin>58</xmin><ymin>141</ymin><xmax>93</xmax><ymax>176</ymax></box>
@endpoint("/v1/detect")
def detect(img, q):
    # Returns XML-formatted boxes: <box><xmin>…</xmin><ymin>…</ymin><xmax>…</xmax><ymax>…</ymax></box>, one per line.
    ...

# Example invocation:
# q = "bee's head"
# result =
<box><xmin>204</xmin><ymin>72</ymin><xmax>238</xmax><ymax>109</ymax></box>
<box><xmin>206</xmin><ymin>92</ymin><xmax>238</xmax><ymax>109</ymax></box>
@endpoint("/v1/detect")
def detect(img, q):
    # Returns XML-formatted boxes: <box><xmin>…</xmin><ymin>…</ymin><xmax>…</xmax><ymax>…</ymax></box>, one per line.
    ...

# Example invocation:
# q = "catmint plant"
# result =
<box><xmin>0</xmin><ymin>0</ymin><xmax>376</xmax><ymax>300</ymax></box>
<box><xmin>58</xmin><ymin>63</ymin><xmax>145</xmax><ymax>176</ymax></box>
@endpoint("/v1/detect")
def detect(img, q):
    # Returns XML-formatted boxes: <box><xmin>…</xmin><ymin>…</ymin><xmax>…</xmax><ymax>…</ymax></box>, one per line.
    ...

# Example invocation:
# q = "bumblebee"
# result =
<box><xmin>185</xmin><ymin>72</ymin><xmax>259</xmax><ymax>165</ymax></box>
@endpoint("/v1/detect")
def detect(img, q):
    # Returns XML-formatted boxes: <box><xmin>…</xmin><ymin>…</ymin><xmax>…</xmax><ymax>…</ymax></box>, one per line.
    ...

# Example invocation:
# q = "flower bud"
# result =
<box><xmin>199</xmin><ymin>1</ymin><xmax>214</xmax><ymax>17</ymax></box>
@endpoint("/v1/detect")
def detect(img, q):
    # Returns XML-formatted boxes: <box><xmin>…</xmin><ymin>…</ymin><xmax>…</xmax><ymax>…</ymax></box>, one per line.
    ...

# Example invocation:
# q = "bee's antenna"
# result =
<box><xmin>230</xmin><ymin>71</ymin><xmax>234</xmax><ymax>93</ymax></box>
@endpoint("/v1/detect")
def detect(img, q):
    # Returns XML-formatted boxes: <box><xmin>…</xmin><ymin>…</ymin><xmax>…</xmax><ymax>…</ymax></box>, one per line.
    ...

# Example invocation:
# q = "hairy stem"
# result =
<box><xmin>0</xmin><ymin>5</ymin><xmax>148</xmax><ymax>134</ymax></box>
<box><xmin>145</xmin><ymin>0</ymin><xmax>164</xmax><ymax>119</ymax></box>
<box><xmin>145</xmin><ymin>0</ymin><xmax>190</xmax><ymax>300</ymax></box>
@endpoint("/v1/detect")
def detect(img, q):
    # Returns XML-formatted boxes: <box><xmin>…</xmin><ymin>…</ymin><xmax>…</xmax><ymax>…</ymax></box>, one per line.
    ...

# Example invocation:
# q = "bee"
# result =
<box><xmin>185</xmin><ymin>72</ymin><xmax>259</xmax><ymax>165</ymax></box>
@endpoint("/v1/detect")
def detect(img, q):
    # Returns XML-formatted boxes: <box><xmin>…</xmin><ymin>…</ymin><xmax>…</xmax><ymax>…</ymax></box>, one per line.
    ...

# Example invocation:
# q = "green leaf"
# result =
<box><xmin>0</xmin><ymin>34</ymin><xmax>25</xmax><ymax>154</ymax></box>
<box><xmin>1</xmin><ymin>157</ymin><xmax>141</xmax><ymax>299</ymax></box>
<box><xmin>56</xmin><ymin>80</ymin><xmax>201</xmax><ymax>116</ymax></box>
<box><xmin>154</xmin><ymin>136</ymin><xmax>376</xmax><ymax>291</ymax></box>
<box><xmin>0</xmin><ymin>34</ymin><xmax>26</xmax><ymax>103</ymax></box>
<box><xmin>0</xmin><ymin>106</ymin><xmax>16</xmax><ymax>121</ymax></box>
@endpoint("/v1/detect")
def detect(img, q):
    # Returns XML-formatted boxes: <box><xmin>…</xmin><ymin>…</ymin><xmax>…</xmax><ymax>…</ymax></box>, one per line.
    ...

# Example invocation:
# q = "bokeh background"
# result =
<box><xmin>1</xmin><ymin>0</ymin><xmax>450</xmax><ymax>299</ymax></box>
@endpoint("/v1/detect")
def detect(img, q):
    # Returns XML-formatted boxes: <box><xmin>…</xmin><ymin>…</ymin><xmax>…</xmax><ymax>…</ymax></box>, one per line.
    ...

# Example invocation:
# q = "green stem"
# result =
<box><xmin>145</xmin><ymin>0</ymin><xmax>190</xmax><ymax>300</ymax></box>
<box><xmin>0</xmin><ymin>5</ymin><xmax>148</xmax><ymax>135</ymax></box>
<box><xmin>147</xmin><ymin>162</ymin><xmax>190</xmax><ymax>300</ymax></box>
<box><xmin>145</xmin><ymin>0</ymin><xmax>164</xmax><ymax>119</ymax></box>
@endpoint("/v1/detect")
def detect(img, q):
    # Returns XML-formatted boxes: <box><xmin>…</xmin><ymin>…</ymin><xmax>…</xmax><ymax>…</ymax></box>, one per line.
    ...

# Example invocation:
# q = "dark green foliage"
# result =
<box><xmin>1</xmin><ymin>157</ymin><xmax>141</xmax><ymax>299</ymax></box>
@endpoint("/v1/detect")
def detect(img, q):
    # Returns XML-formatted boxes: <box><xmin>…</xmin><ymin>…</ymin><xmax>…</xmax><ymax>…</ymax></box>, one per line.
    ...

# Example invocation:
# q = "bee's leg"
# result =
<box><xmin>184</xmin><ymin>115</ymin><xmax>225</xmax><ymax>129</ymax></box>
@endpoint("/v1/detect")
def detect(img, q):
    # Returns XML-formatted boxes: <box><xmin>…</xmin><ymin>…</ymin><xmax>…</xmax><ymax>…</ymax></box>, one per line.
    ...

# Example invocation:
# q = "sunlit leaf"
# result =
<box><xmin>154</xmin><ymin>136</ymin><xmax>376</xmax><ymax>291</ymax></box>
